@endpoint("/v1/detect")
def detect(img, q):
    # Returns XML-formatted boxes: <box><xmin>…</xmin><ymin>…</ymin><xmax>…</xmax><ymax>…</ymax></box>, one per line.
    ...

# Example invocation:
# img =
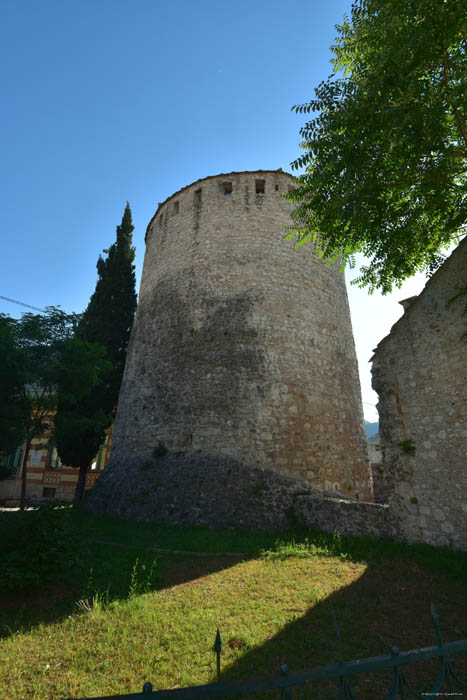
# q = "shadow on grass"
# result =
<box><xmin>198</xmin><ymin>559</ymin><xmax>467</xmax><ymax>700</ymax></box>
<box><xmin>0</xmin><ymin>507</ymin><xmax>253</xmax><ymax>637</ymax></box>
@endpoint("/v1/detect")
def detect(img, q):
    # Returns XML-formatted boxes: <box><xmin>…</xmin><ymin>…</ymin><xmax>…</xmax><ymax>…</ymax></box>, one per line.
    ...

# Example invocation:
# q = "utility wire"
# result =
<box><xmin>0</xmin><ymin>295</ymin><xmax>46</xmax><ymax>313</ymax></box>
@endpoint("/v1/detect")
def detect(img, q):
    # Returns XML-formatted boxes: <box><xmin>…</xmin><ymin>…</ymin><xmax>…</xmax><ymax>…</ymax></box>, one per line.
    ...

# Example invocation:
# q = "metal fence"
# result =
<box><xmin>65</xmin><ymin>606</ymin><xmax>467</xmax><ymax>700</ymax></box>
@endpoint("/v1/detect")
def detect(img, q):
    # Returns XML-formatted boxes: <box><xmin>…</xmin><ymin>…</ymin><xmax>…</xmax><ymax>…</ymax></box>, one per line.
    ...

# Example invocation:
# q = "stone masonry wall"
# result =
<box><xmin>371</xmin><ymin>239</ymin><xmax>467</xmax><ymax>550</ymax></box>
<box><xmin>104</xmin><ymin>169</ymin><xmax>372</xmax><ymax>504</ymax></box>
<box><xmin>88</xmin><ymin>452</ymin><xmax>393</xmax><ymax>537</ymax></box>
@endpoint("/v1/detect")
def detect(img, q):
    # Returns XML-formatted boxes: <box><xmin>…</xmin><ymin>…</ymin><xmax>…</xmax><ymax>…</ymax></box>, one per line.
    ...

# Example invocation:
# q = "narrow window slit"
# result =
<box><xmin>255</xmin><ymin>179</ymin><xmax>265</xmax><ymax>194</ymax></box>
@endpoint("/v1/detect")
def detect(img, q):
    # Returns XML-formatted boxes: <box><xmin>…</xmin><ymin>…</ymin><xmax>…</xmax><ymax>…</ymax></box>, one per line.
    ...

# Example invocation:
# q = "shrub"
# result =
<box><xmin>152</xmin><ymin>441</ymin><xmax>168</xmax><ymax>459</ymax></box>
<box><xmin>0</xmin><ymin>505</ymin><xmax>86</xmax><ymax>592</ymax></box>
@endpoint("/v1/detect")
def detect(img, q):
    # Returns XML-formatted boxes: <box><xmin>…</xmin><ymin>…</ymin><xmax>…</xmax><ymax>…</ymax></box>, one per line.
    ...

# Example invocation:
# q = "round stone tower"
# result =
<box><xmin>111</xmin><ymin>169</ymin><xmax>372</xmax><ymax>500</ymax></box>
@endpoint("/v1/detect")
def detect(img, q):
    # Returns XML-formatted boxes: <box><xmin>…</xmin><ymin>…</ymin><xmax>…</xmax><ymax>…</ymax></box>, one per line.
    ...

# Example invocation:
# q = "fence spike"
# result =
<box><xmin>431</xmin><ymin>602</ymin><xmax>443</xmax><ymax>647</ymax></box>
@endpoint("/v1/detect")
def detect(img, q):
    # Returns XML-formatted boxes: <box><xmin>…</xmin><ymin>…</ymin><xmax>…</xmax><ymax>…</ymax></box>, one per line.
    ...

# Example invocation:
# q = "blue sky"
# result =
<box><xmin>1</xmin><ymin>0</ymin><xmax>432</xmax><ymax>421</ymax></box>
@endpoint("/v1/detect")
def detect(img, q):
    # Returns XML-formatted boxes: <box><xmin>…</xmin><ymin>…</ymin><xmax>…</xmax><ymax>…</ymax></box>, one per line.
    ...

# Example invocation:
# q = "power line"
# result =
<box><xmin>0</xmin><ymin>295</ymin><xmax>46</xmax><ymax>313</ymax></box>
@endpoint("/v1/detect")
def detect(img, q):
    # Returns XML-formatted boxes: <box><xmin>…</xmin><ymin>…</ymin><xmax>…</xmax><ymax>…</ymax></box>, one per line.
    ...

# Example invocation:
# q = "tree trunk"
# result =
<box><xmin>19</xmin><ymin>437</ymin><xmax>32</xmax><ymax>512</ymax></box>
<box><xmin>74</xmin><ymin>464</ymin><xmax>89</xmax><ymax>505</ymax></box>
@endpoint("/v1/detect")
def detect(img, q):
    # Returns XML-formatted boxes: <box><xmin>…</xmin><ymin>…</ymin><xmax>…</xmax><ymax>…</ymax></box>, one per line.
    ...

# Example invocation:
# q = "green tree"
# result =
<box><xmin>287</xmin><ymin>0</ymin><xmax>467</xmax><ymax>293</ymax></box>
<box><xmin>0</xmin><ymin>317</ymin><xmax>25</xmax><ymax>458</ymax></box>
<box><xmin>79</xmin><ymin>202</ymin><xmax>137</xmax><ymax>413</ymax></box>
<box><xmin>54</xmin><ymin>337</ymin><xmax>112</xmax><ymax>504</ymax></box>
<box><xmin>0</xmin><ymin>309</ymin><xmax>79</xmax><ymax>509</ymax></box>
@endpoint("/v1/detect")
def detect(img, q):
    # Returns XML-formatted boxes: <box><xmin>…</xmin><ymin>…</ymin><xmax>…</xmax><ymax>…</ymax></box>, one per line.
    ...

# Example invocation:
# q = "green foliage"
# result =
<box><xmin>152</xmin><ymin>441</ymin><xmax>168</xmax><ymax>459</ymax></box>
<box><xmin>260</xmin><ymin>537</ymin><xmax>338</xmax><ymax>560</ymax></box>
<box><xmin>128</xmin><ymin>557</ymin><xmax>158</xmax><ymax>598</ymax></box>
<box><xmin>79</xmin><ymin>202</ymin><xmax>137</xmax><ymax>414</ymax></box>
<box><xmin>0</xmin><ymin>317</ymin><xmax>26</xmax><ymax>454</ymax></box>
<box><xmin>54</xmin><ymin>337</ymin><xmax>113</xmax><ymax>473</ymax></box>
<box><xmin>287</xmin><ymin>0</ymin><xmax>467</xmax><ymax>293</ymax></box>
<box><xmin>0</xmin><ymin>505</ymin><xmax>86</xmax><ymax>592</ymax></box>
<box><xmin>0</xmin><ymin>308</ymin><xmax>80</xmax><ymax>455</ymax></box>
<box><xmin>399</xmin><ymin>439</ymin><xmax>417</xmax><ymax>455</ymax></box>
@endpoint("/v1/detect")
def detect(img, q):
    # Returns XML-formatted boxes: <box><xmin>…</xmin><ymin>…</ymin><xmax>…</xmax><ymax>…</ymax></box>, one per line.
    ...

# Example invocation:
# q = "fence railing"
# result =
<box><xmin>65</xmin><ymin>605</ymin><xmax>467</xmax><ymax>700</ymax></box>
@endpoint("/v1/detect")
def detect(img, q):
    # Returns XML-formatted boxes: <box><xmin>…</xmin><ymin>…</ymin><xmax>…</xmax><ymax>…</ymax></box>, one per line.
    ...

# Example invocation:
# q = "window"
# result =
<box><xmin>2</xmin><ymin>445</ymin><xmax>23</xmax><ymax>478</ymax></box>
<box><xmin>223</xmin><ymin>181</ymin><xmax>232</xmax><ymax>195</ymax></box>
<box><xmin>194</xmin><ymin>189</ymin><xmax>202</xmax><ymax>205</ymax></box>
<box><xmin>29</xmin><ymin>450</ymin><xmax>42</xmax><ymax>467</ymax></box>
<box><xmin>255</xmin><ymin>179</ymin><xmax>265</xmax><ymax>194</ymax></box>
<box><xmin>43</xmin><ymin>487</ymin><xmax>56</xmax><ymax>498</ymax></box>
<box><xmin>46</xmin><ymin>445</ymin><xmax>62</xmax><ymax>469</ymax></box>
<box><xmin>173</xmin><ymin>201</ymin><xmax>179</xmax><ymax>214</ymax></box>
<box><xmin>275</xmin><ymin>184</ymin><xmax>279</xmax><ymax>191</ymax></box>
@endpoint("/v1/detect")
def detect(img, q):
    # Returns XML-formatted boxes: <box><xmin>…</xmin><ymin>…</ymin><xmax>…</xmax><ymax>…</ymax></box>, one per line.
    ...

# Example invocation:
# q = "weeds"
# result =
<box><xmin>399</xmin><ymin>439</ymin><xmax>416</xmax><ymax>455</ymax></box>
<box><xmin>152</xmin><ymin>441</ymin><xmax>168</xmax><ymax>459</ymax></box>
<box><xmin>261</xmin><ymin>536</ymin><xmax>340</xmax><ymax>560</ymax></box>
<box><xmin>128</xmin><ymin>557</ymin><xmax>158</xmax><ymax>598</ymax></box>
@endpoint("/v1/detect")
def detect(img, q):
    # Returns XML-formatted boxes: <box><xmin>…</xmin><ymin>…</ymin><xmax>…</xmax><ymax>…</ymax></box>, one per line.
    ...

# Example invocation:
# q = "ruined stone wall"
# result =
<box><xmin>104</xmin><ymin>169</ymin><xmax>372</xmax><ymax>505</ymax></box>
<box><xmin>371</xmin><ymin>239</ymin><xmax>467</xmax><ymax>550</ymax></box>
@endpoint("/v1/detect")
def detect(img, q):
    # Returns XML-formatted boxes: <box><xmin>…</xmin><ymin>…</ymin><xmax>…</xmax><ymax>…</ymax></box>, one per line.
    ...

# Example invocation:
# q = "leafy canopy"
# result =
<box><xmin>0</xmin><ymin>308</ymin><xmax>80</xmax><ymax>452</ymax></box>
<box><xmin>0</xmin><ymin>317</ymin><xmax>27</xmax><ymax>454</ymax></box>
<box><xmin>287</xmin><ymin>0</ymin><xmax>467</xmax><ymax>293</ymax></box>
<box><xmin>54</xmin><ymin>337</ymin><xmax>113</xmax><ymax>472</ymax></box>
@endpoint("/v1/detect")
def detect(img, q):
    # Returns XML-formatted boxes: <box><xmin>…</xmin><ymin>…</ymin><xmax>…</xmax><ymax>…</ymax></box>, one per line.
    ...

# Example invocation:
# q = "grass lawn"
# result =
<box><xmin>0</xmin><ymin>505</ymin><xmax>466</xmax><ymax>700</ymax></box>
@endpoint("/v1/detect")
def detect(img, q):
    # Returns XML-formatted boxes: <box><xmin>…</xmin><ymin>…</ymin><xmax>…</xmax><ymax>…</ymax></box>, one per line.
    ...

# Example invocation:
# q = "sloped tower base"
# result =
<box><xmin>88</xmin><ymin>451</ymin><xmax>394</xmax><ymax>536</ymax></box>
<box><xmin>87</xmin><ymin>451</ymin><xmax>319</xmax><ymax>530</ymax></box>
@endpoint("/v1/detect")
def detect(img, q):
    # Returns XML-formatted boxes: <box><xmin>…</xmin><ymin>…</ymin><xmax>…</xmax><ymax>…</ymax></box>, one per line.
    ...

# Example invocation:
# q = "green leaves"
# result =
<box><xmin>288</xmin><ymin>0</ymin><xmax>467</xmax><ymax>293</ymax></box>
<box><xmin>79</xmin><ymin>202</ymin><xmax>137</xmax><ymax>413</ymax></box>
<box><xmin>54</xmin><ymin>337</ymin><xmax>113</xmax><ymax>473</ymax></box>
<box><xmin>0</xmin><ymin>308</ymin><xmax>79</xmax><ymax>452</ymax></box>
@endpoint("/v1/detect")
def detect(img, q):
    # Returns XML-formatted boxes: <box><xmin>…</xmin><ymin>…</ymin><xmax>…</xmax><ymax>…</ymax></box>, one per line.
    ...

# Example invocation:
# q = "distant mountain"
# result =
<box><xmin>365</xmin><ymin>420</ymin><xmax>379</xmax><ymax>438</ymax></box>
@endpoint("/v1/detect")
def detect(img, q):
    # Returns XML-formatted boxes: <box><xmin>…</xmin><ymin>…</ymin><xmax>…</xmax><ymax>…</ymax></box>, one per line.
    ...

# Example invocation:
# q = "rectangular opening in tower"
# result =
<box><xmin>223</xmin><ymin>181</ymin><xmax>232</xmax><ymax>195</ymax></box>
<box><xmin>255</xmin><ymin>180</ymin><xmax>265</xmax><ymax>194</ymax></box>
<box><xmin>194</xmin><ymin>189</ymin><xmax>202</xmax><ymax>205</ymax></box>
<box><xmin>173</xmin><ymin>201</ymin><xmax>179</xmax><ymax>214</ymax></box>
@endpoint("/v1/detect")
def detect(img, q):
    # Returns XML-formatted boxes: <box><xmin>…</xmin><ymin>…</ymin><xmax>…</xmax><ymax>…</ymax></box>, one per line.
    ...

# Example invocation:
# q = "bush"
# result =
<box><xmin>0</xmin><ymin>505</ymin><xmax>87</xmax><ymax>592</ymax></box>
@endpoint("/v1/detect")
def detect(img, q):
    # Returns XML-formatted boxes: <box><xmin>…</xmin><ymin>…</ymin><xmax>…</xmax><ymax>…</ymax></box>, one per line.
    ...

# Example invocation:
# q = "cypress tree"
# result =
<box><xmin>79</xmin><ymin>202</ymin><xmax>137</xmax><ymax>413</ymax></box>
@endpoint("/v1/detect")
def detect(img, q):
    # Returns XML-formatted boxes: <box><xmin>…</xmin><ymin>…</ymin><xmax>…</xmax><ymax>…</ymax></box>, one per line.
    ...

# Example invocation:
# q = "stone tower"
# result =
<box><xmin>110</xmin><ymin>169</ymin><xmax>372</xmax><ymax>501</ymax></box>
